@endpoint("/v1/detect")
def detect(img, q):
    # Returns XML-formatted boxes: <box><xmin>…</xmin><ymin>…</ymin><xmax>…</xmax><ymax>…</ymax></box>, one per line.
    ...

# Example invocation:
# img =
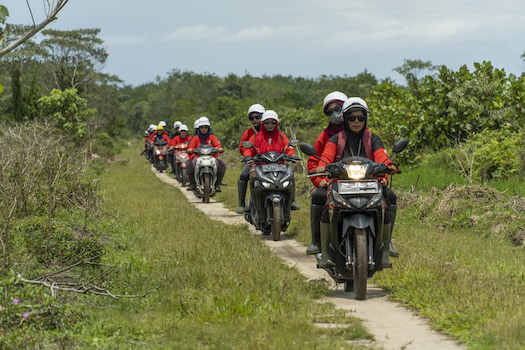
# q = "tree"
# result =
<box><xmin>393</xmin><ymin>59</ymin><xmax>439</xmax><ymax>95</ymax></box>
<box><xmin>0</xmin><ymin>1</ymin><xmax>70</xmax><ymax>58</ymax></box>
<box><xmin>40</xmin><ymin>28</ymin><xmax>108</xmax><ymax>93</ymax></box>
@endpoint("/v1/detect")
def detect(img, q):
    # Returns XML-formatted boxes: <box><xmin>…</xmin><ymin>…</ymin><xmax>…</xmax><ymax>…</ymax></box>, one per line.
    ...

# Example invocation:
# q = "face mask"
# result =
<box><xmin>329</xmin><ymin>111</ymin><xmax>343</xmax><ymax>124</ymax></box>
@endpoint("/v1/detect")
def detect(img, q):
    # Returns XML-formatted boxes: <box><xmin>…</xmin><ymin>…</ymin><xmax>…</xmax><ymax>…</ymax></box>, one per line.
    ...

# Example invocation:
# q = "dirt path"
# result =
<box><xmin>155</xmin><ymin>169</ymin><xmax>466</xmax><ymax>350</ymax></box>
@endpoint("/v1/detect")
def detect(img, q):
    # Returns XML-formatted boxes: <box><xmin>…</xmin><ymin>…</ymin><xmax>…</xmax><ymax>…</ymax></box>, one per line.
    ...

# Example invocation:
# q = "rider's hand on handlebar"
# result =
<box><xmin>218</xmin><ymin>147</ymin><xmax>224</xmax><ymax>153</ymax></box>
<box><xmin>387</xmin><ymin>163</ymin><xmax>399</xmax><ymax>175</ymax></box>
<box><xmin>243</xmin><ymin>156</ymin><xmax>252</xmax><ymax>162</ymax></box>
<box><xmin>318</xmin><ymin>179</ymin><xmax>329</xmax><ymax>188</ymax></box>
<box><xmin>314</xmin><ymin>166</ymin><xmax>325</xmax><ymax>173</ymax></box>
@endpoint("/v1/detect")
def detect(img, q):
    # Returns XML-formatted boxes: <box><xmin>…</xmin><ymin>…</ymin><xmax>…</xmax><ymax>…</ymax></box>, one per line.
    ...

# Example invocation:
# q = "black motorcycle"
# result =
<box><xmin>190</xmin><ymin>145</ymin><xmax>220</xmax><ymax>203</ymax></box>
<box><xmin>300</xmin><ymin>139</ymin><xmax>407</xmax><ymax>300</ymax></box>
<box><xmin>242</xmin><ymin>140</ymin><xmax>300</xmax><ymax>241</ymax></box>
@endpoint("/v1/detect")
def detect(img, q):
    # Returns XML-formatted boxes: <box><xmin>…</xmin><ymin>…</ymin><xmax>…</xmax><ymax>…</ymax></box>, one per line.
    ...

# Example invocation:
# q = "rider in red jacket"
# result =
<box><xmin>236</xmin><ymin>104</ymin><xmax>264</xmax><ymax>214</ymax></box>
<box><xmin>243</xmin><ymin>110</ymin><xmax>300</xmax><ymax>210</ymax></box>
<box><xmin>186</xmin><ymin>117</ymin><xmax>226</xmax><ymax>192</ymax></box>
<box><xmin>316</xmin><ymin>97</ymin><xmax>399</xmax><ymax>268</ymax></box>
<box><xmin>306</xmin><ymin>91</ymin><xmax>347</xmax><ymax>255</ymax></box>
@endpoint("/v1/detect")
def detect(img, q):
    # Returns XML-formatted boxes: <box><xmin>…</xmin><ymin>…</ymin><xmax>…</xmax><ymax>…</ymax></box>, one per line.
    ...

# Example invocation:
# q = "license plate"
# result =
<box><xmin>262</xmin><ymin>164</ymin><xmax>286</xmax><ymax>172</ymax></box>
<box><xmin>338</xmin><ymin>180</ymin><xmax>378</xmax><ymax>195</ymax></box>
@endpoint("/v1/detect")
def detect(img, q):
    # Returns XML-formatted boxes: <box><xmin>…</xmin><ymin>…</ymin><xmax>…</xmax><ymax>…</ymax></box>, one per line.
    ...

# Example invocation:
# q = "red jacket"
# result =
<box><xmin>239</xmin><ymin>128</ymin><xmax>257</xmax><ymax>155</ymax></box>
<box><xmin>308</xmin><ymin>131</ymin><xmax>331</xmax><ymax>187</ymax></box>
<box><xmin>243</xmin><ymin>130</ymin><xmax>296</xmax><ymax>157</ymax></box>
<box><xmin>170</xmin><ymin>135</ymin><xmax>191</xmax><ymax>148</ymax></box>
<box><xmin>320</xmin><ymin>129</ymin><xmax>392</xmax><ymax>183</ymax></box>
<box><xmin>187</xmin><ymin>134</ymin><xmax>222</xmax><ymax>159</ymax></box>
<box><xmin>152</xmin><ymin>131</ymin><xmax>169</xmax><ymax>143</ymax></box>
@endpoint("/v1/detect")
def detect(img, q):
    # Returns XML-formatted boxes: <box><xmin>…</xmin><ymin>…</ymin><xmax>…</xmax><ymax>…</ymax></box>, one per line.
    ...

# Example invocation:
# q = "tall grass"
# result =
<box><xmin>82</xmin><ymin>143</ymin><xmax>374</xmax><ymax>349</ymax></box>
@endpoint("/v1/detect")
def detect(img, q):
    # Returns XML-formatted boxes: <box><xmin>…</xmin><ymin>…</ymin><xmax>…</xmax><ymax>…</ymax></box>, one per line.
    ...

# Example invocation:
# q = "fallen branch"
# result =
<box><xmin>18</xmin><ymin>275</ymin><xmax>160</xmax><ymax>299</ymax></box>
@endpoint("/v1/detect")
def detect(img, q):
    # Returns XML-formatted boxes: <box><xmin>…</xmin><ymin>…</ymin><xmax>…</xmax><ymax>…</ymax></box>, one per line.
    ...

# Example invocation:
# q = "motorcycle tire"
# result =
<box><xmin>203</xmin><ymin>173</ymin><xmax>211</xmax><ymax>203</ymax></box>
<box><xmin>271</xmin><ymin>201</ymin><xmax>281</xmax><ymax>241</ymax></box>
<box><xmin>354</xmin><ymin>228</ymin><xmax>368</xmax><ymax>300</ymax></box>
<box><xmin>181</xmin><ymin>168</ymin><xmax>187</xmax><ymax>187</ymax></box>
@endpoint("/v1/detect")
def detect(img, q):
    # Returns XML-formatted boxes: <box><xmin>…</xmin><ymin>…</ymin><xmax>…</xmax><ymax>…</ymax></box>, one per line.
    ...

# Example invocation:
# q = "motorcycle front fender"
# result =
<box><xmin>341</xmin><ymin>214</ymin><xmax>375</xmax><ymax>237</ymax></box>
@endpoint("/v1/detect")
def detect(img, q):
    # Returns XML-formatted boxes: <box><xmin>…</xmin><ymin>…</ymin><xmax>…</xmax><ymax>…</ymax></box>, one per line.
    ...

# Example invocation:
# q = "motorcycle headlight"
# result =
<box><xmin>155</xmin><ymin>150</ymin><xmax>161</xmax><ymax>155</ymax></box>
<box><xmin>200</xmin><ymin>148</ymin><xmax>211</xmax><ymax>155</ymax></box>
<box><xmin>262</xmin><ymin>181</ymin><xmax>271</xmax><ymax>189</ymax></box>
<box><xmin>346</xmin><ymin>164</ymin><xmax>367</xmax><ymax>180</ymax></box>
<box><xmin>282</xmin><ymin>181</ymin><xmax>290</xmax><ymax>188</ymax></box>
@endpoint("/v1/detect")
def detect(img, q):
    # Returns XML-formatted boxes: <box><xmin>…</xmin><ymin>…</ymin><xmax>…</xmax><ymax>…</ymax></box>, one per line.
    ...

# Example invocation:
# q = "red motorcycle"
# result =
<box><xmin>173</xmin><ymin>142</ymin><xmax>190</xmax><ymax>186</ymax></box>
<box><xmin>153</xmin><ymin>140</ymin><xmax>169</xmax><ymax>172</ymax></box>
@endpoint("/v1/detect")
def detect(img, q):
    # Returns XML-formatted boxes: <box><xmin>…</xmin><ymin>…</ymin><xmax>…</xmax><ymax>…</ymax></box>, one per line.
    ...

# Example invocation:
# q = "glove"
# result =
<box><xmin>291</xmin><ymin>154</ymin><xmax>300</xmax><ymax>160</ymax></box>
<box><xmin>243</xmin><ymin>156</ymin><xmax>252</xmax><ymax>162</ymax></box>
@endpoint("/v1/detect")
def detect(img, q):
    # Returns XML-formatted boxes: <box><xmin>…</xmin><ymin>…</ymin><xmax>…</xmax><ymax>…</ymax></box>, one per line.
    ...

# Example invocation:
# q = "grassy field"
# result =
<box><xmin>217</xmin><ymin>148</ymin><xmax>525</xmax><ymax>350</ymax></box>
<box><xmin>76</xmin><ymin>144</ymin><xmax>375</xmax><ymax>349</ymax></box>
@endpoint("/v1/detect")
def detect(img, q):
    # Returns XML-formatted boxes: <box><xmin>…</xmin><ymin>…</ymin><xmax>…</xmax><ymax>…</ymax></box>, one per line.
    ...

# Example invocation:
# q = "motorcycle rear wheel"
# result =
<box><xmin>271</xmin><ymin>201</ymin><xmax>281</xmax><ymax>241</ymax></box>
<box><xmin>354</xmin><ymin>229</ymin><xmax>368</xmax><ymax>300</ymax></box>
<box><xmin>203</xmin><ymin>173</ymin><xmax>211</xmax><ymax>203</ymax></box>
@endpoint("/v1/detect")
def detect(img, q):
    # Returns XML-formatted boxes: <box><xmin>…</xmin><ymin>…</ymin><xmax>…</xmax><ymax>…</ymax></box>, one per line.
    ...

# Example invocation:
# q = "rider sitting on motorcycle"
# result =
<box><xmin>306</xmin><ymin>91</ymin><xmax>348</xmax><ymax>255</ymax></box>
<box><xmin>243</xmin><ymin>110</ymin><xmax>301</xmax><ymax>210</ymax></box>
<box><xmin>169</xmin><ymin>124</ymin><xmax>191</xmax><ymax>178</ymax></box>
<box><xmin>237</xmin><ymin>103</ymin><xmax>265</xmax><ymax>214</ymax></box>
<box><xmin>152</xmin><ymin>125</ymin><xmax>169</xmax><ymax>143</ymax></box>
<box><xmin>317</xmin><ymin>97</ymin><xmax>399</xmax><ymax>268</ymax></box>
<box><xmin>186</xmin><ymin>117</ymin><xmax>226</xmax><ymax>192</ymax></box>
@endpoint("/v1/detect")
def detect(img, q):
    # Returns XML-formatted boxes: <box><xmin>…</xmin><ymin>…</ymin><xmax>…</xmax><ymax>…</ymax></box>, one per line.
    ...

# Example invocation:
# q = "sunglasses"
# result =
<box><xmin>248</xmin><ymin>113</ymin><xmax>262</xmax><ymax>121</ymax></box>
<box><xmin>324</xmin><ymin>105</ymin><xmax>342</xmax><ymax>115</ymax></box>
<box><xmin>199</xmin><ymin>125</ymin><xmax>209</xmax><ymax>129</ymax></box>
<box><xmin>347</xmin><ymin>115</ymin><xmax>367</xmax><ymax>122</ymax></box>
<box><xmin>264</xmin><ymin>120</ymin><xmax>277</xmax><ymax>125</ymax></box>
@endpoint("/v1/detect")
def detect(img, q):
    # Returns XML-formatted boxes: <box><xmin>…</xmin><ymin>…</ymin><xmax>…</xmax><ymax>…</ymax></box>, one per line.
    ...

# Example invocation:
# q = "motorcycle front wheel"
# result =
<box><xmin>181</xmin><ymin>168</ymin><xmax>187</xmax><ymax>187</ymax></box>
<box><xmin>354</xmin><ymin>228</ymin><xmax>368</xmax><ymax>300</ymax></box>
<box><xmin>203</xmin><ymin>173</ymin><xmax>211</xmax><ymax>203</ymax></box>
<box><xmin>271</xmin><ymin>201</ymin><xmax>281</xmax><ymax>241</ymax></box>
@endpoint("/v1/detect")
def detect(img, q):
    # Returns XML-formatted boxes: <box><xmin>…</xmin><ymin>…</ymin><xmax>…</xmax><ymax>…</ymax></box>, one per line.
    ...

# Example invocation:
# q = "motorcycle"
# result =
<box><xmin>190</xmin><ymin>145</ymin><xmax>220</xmax><ymax>203</ymax></box>
<box><xmin>300</xmin><ymin>139</ymin><xmax>407</xmax><ymax>300</ymax></box>
<box><xmin>242</xmin><ymin>140</ymin><xmax>300</xmax><ymax>241</ymax></box>
<box><xmin>172</xmin><ymin>142</ymin><xmax>190</xmax><ymax>186</ymax></box>
<box><xmin>153</xmin><ymin>140</ymin><xmax>169</xmax><ymax>172</ymax></box>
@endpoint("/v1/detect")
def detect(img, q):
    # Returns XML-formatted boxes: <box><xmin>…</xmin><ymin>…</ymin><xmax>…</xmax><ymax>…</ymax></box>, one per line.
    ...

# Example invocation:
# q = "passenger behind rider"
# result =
<box><xmin>317</xmin><ymin>97</ymin><xmax>399</xmax><ymax>268</ymax></box>
<box><xmin>242</xmin><ymin>110</ymin><xmax>301</xmax><ymax>210</ymax></box>
<box><xmin>236</xmin><ymin>103</ymin><xmax>265</xmax><ymax>214</ymax></box>
<box><xmin>186</xmin><ymin>117</ymin><xmax>226</xmax><ymax>192</ymax></box>
<box><xmin>306</xmin><ymin>91</ymin><xmax>348</xmax><ymax>255</ymax></box>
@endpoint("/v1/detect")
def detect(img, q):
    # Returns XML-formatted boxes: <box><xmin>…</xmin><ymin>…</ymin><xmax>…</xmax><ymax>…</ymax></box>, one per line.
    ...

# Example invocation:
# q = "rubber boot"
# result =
<box><xmin>290</xmin><ymin>183</ymin><xmax>301</xmax><ymax>210</ymax></box>
<box><xmin>389</xmin><ymin>205</ymin><xmax>399</xmax><ymax>257</ymax></box>
<box><xmin>306</xmin><ymin>204</ymin><xmax>322</xmax><ymax>255</ymax></box>
<box><xmin>318</xmin><ymin>222</ymin><xmax>335</xmax><ymax>268</ymax></box>
<box><xmin>215</xmin><ymin>171</ymin><xmax>225</xmax><ymax>192</ymax></box>
<box><xmin>381</xmin><ymin>223</ymin><xmax>392</xmax><ymax>268</ymax></box>
<box><xmin>187</xmin><ymin>173</ymin><xmax>196</xmax><ymax>191</ymax></box>
<box><xmin>237</xmin><ymin>179</ymin><xmax>248</xmax><ymax>214</ymax></box>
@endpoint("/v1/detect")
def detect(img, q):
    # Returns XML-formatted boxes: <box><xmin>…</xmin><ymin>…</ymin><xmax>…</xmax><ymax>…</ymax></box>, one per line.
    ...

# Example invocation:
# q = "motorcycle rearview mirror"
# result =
<box><xmin>242</xmin><ymin>141</ymin><xmax>254</xmax><ymax>148</ymax></box>
<box><xmin>392</xmin><ymin>139</ymin><xmax>408</xmax><ymax>154</ymax></box>
<box><xmin>289</xmin><ymin>139</ymin><xmax>300</xmax><ymax>148</ymax></box>
<box><xmin>299</xmin><ymin>143</ymin><xmax>316</xmax><ymax>156</ymax></box>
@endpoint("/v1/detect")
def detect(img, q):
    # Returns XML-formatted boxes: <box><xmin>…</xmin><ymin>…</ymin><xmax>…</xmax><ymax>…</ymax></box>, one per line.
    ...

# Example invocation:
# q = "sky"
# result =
<box><xmin>5</xmin><ymin>0</ymin><xmax>525</xmax><ymax>87</ymax></box>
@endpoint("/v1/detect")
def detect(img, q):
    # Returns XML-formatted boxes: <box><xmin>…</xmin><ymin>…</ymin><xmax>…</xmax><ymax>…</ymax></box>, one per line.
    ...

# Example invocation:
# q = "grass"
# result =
<box><xmin>76</xmin><ymin>143</ymin><xmax>374</xmax><ymax>349</ymax></box>
<box><xmin>218</xmin><ymin>147</ymin><xmax>525</xmax><ymax>349</ymax></box>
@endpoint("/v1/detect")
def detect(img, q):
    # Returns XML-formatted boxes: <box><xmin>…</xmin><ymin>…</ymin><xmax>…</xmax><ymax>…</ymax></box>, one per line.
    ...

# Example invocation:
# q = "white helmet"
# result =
<box><xmin>247</xmin><ymin>104</ymin><xmax>265</xmax><ymax>117</ymax></box>
<box><xmin>343</xmin><ymin>97</ymin><xmax>370</xmax><ymax>116</ymax></box>
<box><xmin>159</xmin><ymin>121</ymin><xmax>167</xmax><ymax>128</ymax></box>
<box><xmin>261</xmin><ymin>110</ymin><xmax>279</xmax><ymax>123</ymax></box>
<box><xmin>194</xmin><ymin>119</ymin><xmax>200</xmax><ymax>129</ymax></box>
<box><xmin>179</xmin><ymin>124</ymin><xmax>189</xmax><ymax>132</ymax></box>
<box><xmin>323</xmin><ymin>91</ymin><xmax>348</xmax><ymax>112</ymax></box>
<box><xmin>174</xmin><ymin>121</ymin><xmax>182</xmax><ymax>129</ymax></box>
<box><xmin>148</xmin><ymin>124</ymin><xmax>156</xmax><ymax>132</ymax></box>
<box><xmin>199</xmin><ymin>116</ymin><xmax>210</xmax><ymax>127</ymax></box>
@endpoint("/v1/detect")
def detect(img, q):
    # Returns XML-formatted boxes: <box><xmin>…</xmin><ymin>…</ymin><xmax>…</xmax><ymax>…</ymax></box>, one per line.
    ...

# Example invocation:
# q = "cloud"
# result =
<box><xmin>161</xmin><ymin>24</ymin><xmax>316</xmax><ymax>43</ymax></box>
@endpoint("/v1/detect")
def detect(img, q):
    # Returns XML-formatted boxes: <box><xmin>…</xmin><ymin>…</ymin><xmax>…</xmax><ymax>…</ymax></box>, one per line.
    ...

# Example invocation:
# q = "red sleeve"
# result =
<box><xmin>210</xmin><ymin>135</ymin><xmax>221</xmax><ymax>148</ymax></box>
<box><xmin>243</xmin><ymin>135</ymin><xmax>257</xmax><ymax>157</ymax></box>
<box><xmin>320</xmin><ymin>138</ymin><xmax>337</xmax><ymax>167</ymax></box>
<box><xmin>163</xmin><ymin>133</ymin><xmax>169</xmax><ymax>142</ymax></box>
<box><xmin>281</xmin><ymin>133</ymin><xmax>296</xmax><ymax>156</ymax></box>
<box><xmin>239</xmin><ymin>129</ymin><xmax>252</xmax><ymax>155</ymax></box>
<box><xmin>188</xmin><ymin>136</ymin><xmax>200</xmax><ymax>160</ymax></box>
<box><xmin>308</xmin><ymin>132</ymin><xmax>330</xmax><ymax>187</ymax></box>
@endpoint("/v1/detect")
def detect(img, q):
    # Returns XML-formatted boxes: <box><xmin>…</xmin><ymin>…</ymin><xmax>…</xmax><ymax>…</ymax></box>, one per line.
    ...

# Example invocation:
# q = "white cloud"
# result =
<box><xmin>161</xmin><ymin>25</ymin><xmax>228</xmax><ymax>41</ymax></box>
